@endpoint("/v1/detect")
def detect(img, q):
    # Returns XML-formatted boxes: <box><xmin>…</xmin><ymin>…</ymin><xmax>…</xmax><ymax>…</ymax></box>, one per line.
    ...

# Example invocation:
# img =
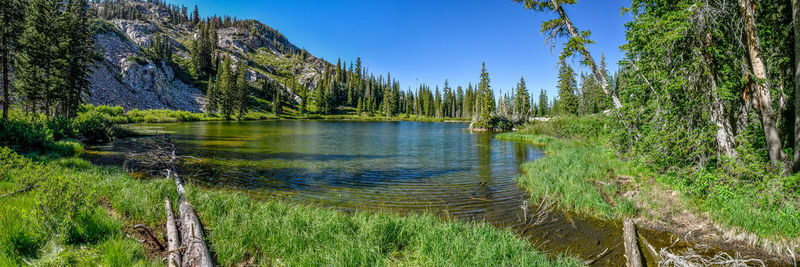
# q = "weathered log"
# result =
<box><xmin>623</xmin><ymin>219</ymin><xmax>643</xmax><ymax>267</ymax></box>
<box><xmin>165</xmin><ymin>198</ymin><xmax>182</xmax><ymax>267</ymax></box>
<box><xmin>179</xmin><ymin>200</ymin><xmax>212</xmax><ymax>267</ymax></box>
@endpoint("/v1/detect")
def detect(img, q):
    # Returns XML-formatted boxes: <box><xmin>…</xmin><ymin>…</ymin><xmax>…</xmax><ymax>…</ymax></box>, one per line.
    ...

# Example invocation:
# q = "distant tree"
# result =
<box><xmin>383</xmin><ymin>73</ymin><xmax>394</xmax><ymax>117</ymax></box>
<box><xmin>191</xmin><ymin>23</ymin><xmax>214</xmax><ymax>78</ymax></box>
<box><xmin>145</xmin><ymin>33</ymin><xmax>173</xmax><ymax>63</ymax></box>
<box><xmin>206</xmin><ymin>76</ymin><xmax>218</xmax><ymax>113</ymax></box>
<box><xmin>477</xmin><ymin>62</ymin><xmax>494</xmax><ymax>123</ymax></box>
<box><xmin>272</xmin><ymin>87</ymin><xmax>281</xmax><ymax>116</ymax></box>
<box><xmin>235</xmin><ymin>63</ymin><xmax>249</xmax><ymax>120</ymax></box>
<box><xmin>538</xmin><ymin>89</ymin><xmax>548</xmax><ymax>116</ymax></box>
<box><xmin>514</xmin><ymin>76</ymin><xmax>530</xmax><ymax>118</ymax></box>
<box><xmin>0</xmin><ymin>0</ymin><xmax>25</xmax><ymax>119</ymax></box>
<box><xmin>556</xmin><ymin>60</ymin><xmax>578</xmax><ymax>115</ymax></box>
<box><xmin>218</xmin><ymin>57</ymin><xmax>235</xmax><ymax>119</ymax></box>
<box><xmin>191</xmin><ymin>5</ymin><xmax>200</xmax><ymax>26</ymax></box>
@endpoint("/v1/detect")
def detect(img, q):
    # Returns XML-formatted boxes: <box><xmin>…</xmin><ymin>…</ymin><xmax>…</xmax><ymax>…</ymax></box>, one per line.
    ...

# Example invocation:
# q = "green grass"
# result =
<box><xmin>0</xmin><ymin>147</ymin><xmax>580</xmax><ymax>266</ymax></box>
<box><xmin>502</xmin><ymin>115</ymin><xmax>800</xmax><ymax>248</ymax></box>
<box><xmin>496</xmin><ymin>133</ymin><xmax>637</xmax><ymax>219</ymax></box>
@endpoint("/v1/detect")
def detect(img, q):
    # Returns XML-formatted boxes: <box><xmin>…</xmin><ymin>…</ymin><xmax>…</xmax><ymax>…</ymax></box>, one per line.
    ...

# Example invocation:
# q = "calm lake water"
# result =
<box><xmin>101</xmin><ymin>120</ymin><xmax>540</xmax><ymax>222</ymax></box>
<box><xmin>88</xmin><ymin>120</ymin><xmax>775</xmax><ymax>266</ymax></box>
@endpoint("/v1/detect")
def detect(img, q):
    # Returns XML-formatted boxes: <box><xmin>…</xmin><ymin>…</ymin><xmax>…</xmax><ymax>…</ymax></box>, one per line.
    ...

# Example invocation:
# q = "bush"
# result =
<box><xmin>35</xmin><ymin>170</ymin><xmax>95</xmax><ymax>234</ymax></box>
<box><xmin>0</xmin><ymin>119</ymin><xmax>54</xmax><ymax>153</ymax></box>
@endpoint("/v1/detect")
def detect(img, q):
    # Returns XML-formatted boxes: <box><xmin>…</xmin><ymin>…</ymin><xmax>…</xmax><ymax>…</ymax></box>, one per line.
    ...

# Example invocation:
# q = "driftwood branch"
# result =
<box><xmin>623</xmin><ymin>219</ymin><xmax>644</xmax><ymax>267</ymax></box>
<box><xmin>133</xmin><ymin>224</ymin><xmax>165</xmax><ymax>251</ymax></box>
<box><xmin>0</xmin><ymin>183</ymin><xmax>35</xmax><ymax>198</ymax></box>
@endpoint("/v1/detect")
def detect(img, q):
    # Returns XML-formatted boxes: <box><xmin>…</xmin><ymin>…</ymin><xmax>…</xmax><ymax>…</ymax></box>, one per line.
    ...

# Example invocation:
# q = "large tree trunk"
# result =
<box><xmin>737</xmin><ymin>0</ymin><xmax>787</xmax><ymax>168</ymax></box>
<box><xmin>553</xmin><ymin>4</ymin><xmax>623</xmax><ymax>109</ymax></box>
<box><xmin>793</xmin><ymin>0</ymin><xmax>800</xmax><ymax>172</ymax></box>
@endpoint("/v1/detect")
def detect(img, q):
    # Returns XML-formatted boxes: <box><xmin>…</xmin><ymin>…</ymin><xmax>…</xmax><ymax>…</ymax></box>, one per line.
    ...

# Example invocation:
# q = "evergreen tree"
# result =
<box><xmin>538</xmin><ymin>89</ymin><xmax>548</xmax><ymax>116</ymax></box>
<box><xmin>556</xmin><ymin>60</ymin><xmax>578</xmax><ymax>115</ymax></box>
<box><xmin>514</xmin><ymin>76</ymin><xmax>530</xmax><ymax>118</ymax></box>
<box><xmin>191</xmin><ymin>23</ymin><xmax>213</xmax><ymax>78</ymax></box>
<box><xmin>0</xmin><ymin>0</ymin><xmax>25</xmax><ymax>119</ymax></box>
<box><xmin>206</xmin><ymin>76</ymin><xmax>218</xmax><ymax>113</ymax></box>
<box><xmin>477</xmin><ymin>62</ymin><xmax>494</xmax><ymax>123</ymax></box>
<box><xmin>218</xmin><ymin>57</ymin><xmax>234</xmax><ymax>119</ymax></box>
<box><xmin>191</xmin><ymin>5</ymin><xmax>200</xmax><ymax>26</ymax></box>
<box><xmin>272</xmin><ymin>87</ymin><xmax>281</xmax><ymax>116</ymax></box>
<box><xmin>383</xmin><ymin>74</ymin><xmax>393</xmax><ymax>117</ymax></box>
<box><xmin>235</xmin><ymin>62</ymin><xmax>249</xmax><ymax>119</ymax></box>
<box><xmin>63</xmin><ymin>0</ymin><xmax>96</xmax><ymax>118</ymax></box>
<box><xmin>16</xmin><ymin>0</ymin><xmax>65</xmax><ymax>116</ymax></box>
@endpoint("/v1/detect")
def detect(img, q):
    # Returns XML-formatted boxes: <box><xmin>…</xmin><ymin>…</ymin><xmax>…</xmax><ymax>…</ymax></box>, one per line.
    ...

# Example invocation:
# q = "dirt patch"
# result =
<box><xmin>617</xmin><ymin>175</ymin><xmax>798</xmax><ymax>266</ymax></box>
<box><xmin>99</xmin><ymin>197</ymin><xmax>167</xmax><ymax>261</ymax></box>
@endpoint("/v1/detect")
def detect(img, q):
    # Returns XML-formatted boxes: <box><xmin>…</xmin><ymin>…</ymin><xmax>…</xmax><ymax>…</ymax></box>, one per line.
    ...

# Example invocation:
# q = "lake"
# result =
<box><xmin>88</xmin><ymin>120</ymin><xmax>761</xmax><ymax>266</ymax></box>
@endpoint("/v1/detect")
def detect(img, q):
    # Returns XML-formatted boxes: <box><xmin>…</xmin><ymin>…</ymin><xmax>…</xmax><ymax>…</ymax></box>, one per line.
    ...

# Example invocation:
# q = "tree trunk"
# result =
<box><xmin>737</xmin><ymin>0</ymin><xmax>787</xmax><ymax>168</ymax></box>
<box><xmin>702</xmin><ymin>33</ymin><xmax>738</xmax><ymax>158</ymax></box>
<box><xmin>793</xmin><ymin>0</ymin><xmax>800</xmax><ymax>171</ymax></box>
<box><xmin>623</xmin><ymin>219</ymin><xmax>643</xmax><ymax>267</ymax></box>
<box><xmin>165</xmin><ymin>198</ymin><xmax>182</xmax><ymax>267</ymax></box>
<box><xmin>553</xmin><ymin>4</ymin><xmax>623</xmax><ymax>109</ymax></box>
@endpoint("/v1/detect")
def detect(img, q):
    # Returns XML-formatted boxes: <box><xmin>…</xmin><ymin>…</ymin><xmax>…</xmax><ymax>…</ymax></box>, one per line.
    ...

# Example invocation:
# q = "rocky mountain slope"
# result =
<box><xmin>87</xmin><ymin>0</ymin><xmax>329</xmax><ymax>111</ymax></box>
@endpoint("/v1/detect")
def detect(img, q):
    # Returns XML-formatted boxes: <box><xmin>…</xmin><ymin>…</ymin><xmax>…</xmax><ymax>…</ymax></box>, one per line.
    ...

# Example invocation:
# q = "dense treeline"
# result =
<box><xmin>0</xmin><ymin>0</ymin><xmax>96</xmax><ymax>119</ymax></box>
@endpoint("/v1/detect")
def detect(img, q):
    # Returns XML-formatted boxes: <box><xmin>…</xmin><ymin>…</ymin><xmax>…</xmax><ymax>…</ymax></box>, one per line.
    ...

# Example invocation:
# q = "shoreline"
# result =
<box><xmin>496</xmin><ymin>132</ymin><xmax>798</xmax><ymax>265</ymax></box>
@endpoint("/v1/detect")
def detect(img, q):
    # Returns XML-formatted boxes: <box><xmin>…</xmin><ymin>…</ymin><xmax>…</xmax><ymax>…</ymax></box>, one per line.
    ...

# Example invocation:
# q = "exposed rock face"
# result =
<box><xmin>87</xmin><ymin>0</ymin><xmax>335</xmax><ymax>111</ymax></box>
<box><xmin>88</xmin><ymin>32</ymin><xmax>205</xmax><ymax>112</ymax></box>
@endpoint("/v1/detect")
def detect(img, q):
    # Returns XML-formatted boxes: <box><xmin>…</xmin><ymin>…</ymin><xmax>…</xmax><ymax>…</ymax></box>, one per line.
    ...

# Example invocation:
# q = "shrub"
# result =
<box><xmin>0</xmin><ymin>119</ymin><xmax>54</xmax><ymax>153</ymax></box>
<box><xmin>35</xmin><ymin>170</ymin><xmax>95</xmax><ymax>234</ymax></box>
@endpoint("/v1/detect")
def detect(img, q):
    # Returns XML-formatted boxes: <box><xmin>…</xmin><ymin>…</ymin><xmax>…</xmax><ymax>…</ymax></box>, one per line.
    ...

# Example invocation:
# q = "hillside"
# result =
<box><xmin>87</xmin><ymin>0</ymin><xmax>328</xmax><ymax>111</ymax></box>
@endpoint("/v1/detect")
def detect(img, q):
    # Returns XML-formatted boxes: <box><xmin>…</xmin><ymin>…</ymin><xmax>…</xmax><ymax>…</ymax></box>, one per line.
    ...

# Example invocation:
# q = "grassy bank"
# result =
<box><xmin>0</xmin><ymin>147</ymin><xmax>579</xmax><ymax>266</ymax></box>
<box><xmin>495</xmin><ymin>133</ymin><xmax>638</xmax><ymax>219</ymax></box>
<box><xmin>499</xmin><ymin>115</ymin><xmax>800</xmax><ymax>252</ymax></box>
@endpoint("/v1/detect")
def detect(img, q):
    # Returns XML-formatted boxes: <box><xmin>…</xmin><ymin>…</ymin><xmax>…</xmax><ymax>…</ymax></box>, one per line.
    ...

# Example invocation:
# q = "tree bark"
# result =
<box><xmin>553</xmin><ymin>4</ymin><xmax>623</xmax><ymax>109</ymax></box>
<box><xmin>702</xmin><ymin>33</ymin><xmax>738</xmax><ymax>158</ymax></box>
<box><xmin>792</xmin><ymin>0</ymin><xmax>800</xmax><ymax>172</ymax></box>
<box><xmin>179</xmin><ymin>200</ymin><xmax>212</xmax><ymax>267</ymax></box>
<box><xmin>737</xmin><ymin>0</ymin><xmax>787</xmax><ymax>168</ymax></box>
<box><xmin>623</xmin><ymin>219</ymin><xmax>643</xmax><ymax>267</ymax></box>
<box><xmin>165</xmin><ymin>198</ymin><xmax>182</xmax><ymax>267</ymax></box>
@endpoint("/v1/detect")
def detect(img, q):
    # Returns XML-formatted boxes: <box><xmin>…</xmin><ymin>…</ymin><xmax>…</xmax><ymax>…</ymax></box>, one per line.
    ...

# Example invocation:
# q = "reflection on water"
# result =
<box><xmin>88</xmin><ymin>121</ymin><xmax>774</xmax><ymax>266</ymax></box>
<box><xmin>99</xmin><ymin>121</ymin><xmax>541</xmax><ymax>223</ymax></box>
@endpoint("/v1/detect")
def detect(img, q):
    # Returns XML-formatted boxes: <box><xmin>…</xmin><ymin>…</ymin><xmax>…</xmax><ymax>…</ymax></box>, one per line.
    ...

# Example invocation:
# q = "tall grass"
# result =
<box><xmin>497</xmin><ymin>133</ymin><xmax>636</xmax><ymax>219</ymax></box>
<box><xmin>0</xmin><ymin>148</ymin><xmax>580</xmax><ymax>266</ymax></box>
<box><xmin>504</xmin><ymin>115</ymin><xmax>800</xmax><ymax>245</ymax></box>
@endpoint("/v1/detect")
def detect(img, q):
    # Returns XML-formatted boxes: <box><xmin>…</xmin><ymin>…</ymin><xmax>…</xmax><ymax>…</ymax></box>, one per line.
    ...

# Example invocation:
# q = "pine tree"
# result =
<box><xmin>218</xmin><ymin>57</ymin><xmax>234</xmax><ymax>119</ymax></box>
<box><xmin>556</xmin><ymin>60</ymin><xmax>578</xmax><ymax>115</ymax></box>
<box><xmin>235</xmin><ymin>63</ymin><xmax>249</xmax><ymax>119</ymax></box>
<box><xmin>477</xmin><ymin>62</ymin><xmax>494</xmax><ymax>124</ymax></box>
<box><xmin>383</xmin><ymin>74</ymin><xmax>393</xmax><ymax>117</ymax></box>
<box><xmin>63</xmin><ymin>0</ymin><xmax>97</xmax><ymax>118</ymax></box>
<box><xmin>538</xmin><ymin>89</ymin><xmax>548</xmax><ymax>116</ymax></box>
<box><xmin>16</xmin><ymin>0</ymin><xmax>65</xmax><ymax>116</ymax></box>
<box><xmin>206</xmin><ymin>76</ymin><xmax>218</xmax><ymax>113</ymax></box>
<box><xmin>191</xmin><ymin>5</ymin><xmax>200</xmax><ymax>26</ymax></box>
<box><xmin>514</xmin><ymin>76</ymin><xmax>530</xmax><ymax>118</ymax></box>
<box><xmin>191</xmin><ymin>23</ymin><xmax>213</xmax><ymax>78</ymax></box>
<box><xmin>0</xmin><ymin>0</ymin><xmax>25</xmax><ymax>119</ymax></box>
<box><xmin>272</xmin><ymin>87</ymin><xmax>281</xmax><ymax>116</ymax></box>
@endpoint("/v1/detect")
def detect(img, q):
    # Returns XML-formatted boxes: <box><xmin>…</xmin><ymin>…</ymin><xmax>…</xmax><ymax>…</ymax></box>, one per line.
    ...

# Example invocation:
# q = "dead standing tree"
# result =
<box><xmin>127</xmin><ymin>136</ymin><xmax>213</xmax><ymax>267</ymax></box>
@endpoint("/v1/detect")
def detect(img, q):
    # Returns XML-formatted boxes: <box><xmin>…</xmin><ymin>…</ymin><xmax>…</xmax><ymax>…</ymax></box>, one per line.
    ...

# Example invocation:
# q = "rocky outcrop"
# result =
<box><xmin>88</xmin><ymin>32</ymin><xmax>205</xmax><ymax>112</ymax></box>
<box><xmin>87</xmin><ymin>0</ymin><xmax>337</xmax><ymax>111</ymax></box>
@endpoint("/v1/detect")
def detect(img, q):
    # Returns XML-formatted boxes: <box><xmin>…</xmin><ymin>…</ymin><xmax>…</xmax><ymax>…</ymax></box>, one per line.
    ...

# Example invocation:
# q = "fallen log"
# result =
<box><xmin>165</xmin><ymin>198</ymin><xmax>182</xmax><ymax>267</ymax></box>
<box><xmin>179</xmin><ymin>199</ymin><xmax>213</xmax><ymax>267</ymax></box>
<box><xmin>623</xmin><ymin>219</ymin><xmax>643</xmax><ymax>267</ymax></box>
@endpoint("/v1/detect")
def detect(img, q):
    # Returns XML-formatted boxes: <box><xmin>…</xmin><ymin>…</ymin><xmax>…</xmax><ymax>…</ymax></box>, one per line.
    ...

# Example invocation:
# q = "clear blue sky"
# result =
<box><xmin>169</xmin><ymin>0</ymin><xmax>631</xmax><ymax>100</ymax></box>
